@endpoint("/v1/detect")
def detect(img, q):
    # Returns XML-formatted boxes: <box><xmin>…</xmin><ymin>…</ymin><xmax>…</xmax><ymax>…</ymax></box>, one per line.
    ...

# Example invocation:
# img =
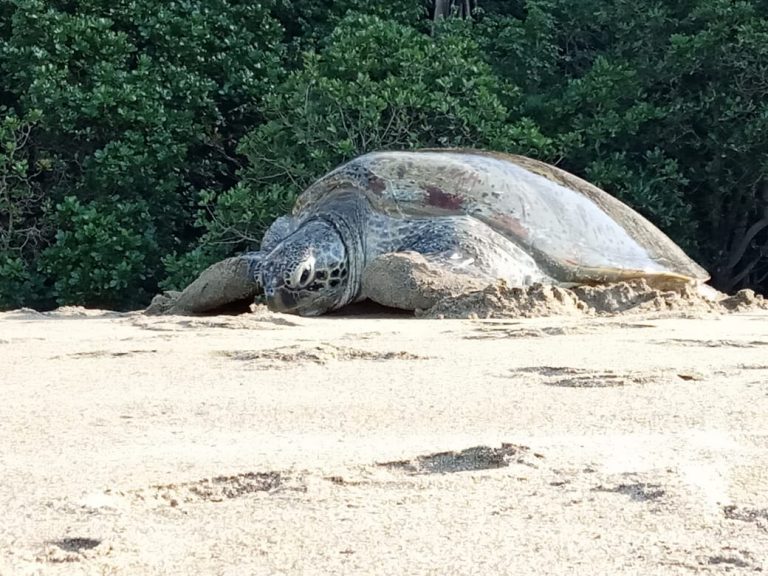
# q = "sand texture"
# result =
<box><xmin>2</xmin><ymin>305</ymin><xmax>768</xmax><ymax>575</ymax></box>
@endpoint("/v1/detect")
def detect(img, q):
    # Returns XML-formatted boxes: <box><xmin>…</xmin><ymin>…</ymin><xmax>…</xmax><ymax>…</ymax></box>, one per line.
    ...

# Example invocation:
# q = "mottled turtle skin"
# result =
<box><xmin>201</xmin><ymin>149</ymin><xmax>710</xmax><ymax>316</ymax></box>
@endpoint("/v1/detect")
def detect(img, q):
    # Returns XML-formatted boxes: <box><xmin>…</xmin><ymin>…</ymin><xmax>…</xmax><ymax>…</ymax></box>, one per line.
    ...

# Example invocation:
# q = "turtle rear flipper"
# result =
<box><xmin>145</xmin><ymin>253</ymin><xmax>263</xmax><ymax>315</ymax></box>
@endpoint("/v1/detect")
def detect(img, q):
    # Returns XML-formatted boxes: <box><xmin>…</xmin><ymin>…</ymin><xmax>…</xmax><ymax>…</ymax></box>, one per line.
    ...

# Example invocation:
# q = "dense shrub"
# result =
<box><xmin>274</xmin><ymin>0</ymin><xmax>430</xmax><ymax>51</ymax></box>
<box><xmin>0</xmin><ymin>110</ymin><xmax>50</xmax><ymax>308</ymax></box>
<box><xmin>40</xmin><ymin>196</ymin><xmax>160</xmax><ymax>308</ymax></box>
<box><xmin>0</xmin><ymin>0</ymin><xmax>283</xmax><ymax>306</ymax></box>
<box><xmin>1</xmin><ymin>0</ymin><xmax>767</xmax><ymax>307</ymax></box>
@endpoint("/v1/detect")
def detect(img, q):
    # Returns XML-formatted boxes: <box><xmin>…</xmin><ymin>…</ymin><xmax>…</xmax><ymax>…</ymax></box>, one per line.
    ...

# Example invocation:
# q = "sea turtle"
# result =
<box><xmin>158</xmin><ymin>149</ymin><xmax>709</xmax><ymax>316</ymax></box>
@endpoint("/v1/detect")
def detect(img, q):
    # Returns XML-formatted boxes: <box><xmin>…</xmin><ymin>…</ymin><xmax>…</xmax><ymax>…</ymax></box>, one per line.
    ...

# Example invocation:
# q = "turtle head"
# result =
<box><xmin>259</xmin><ymin>218</ymin><xmax>355</xmax><ymax>316</ymax></box>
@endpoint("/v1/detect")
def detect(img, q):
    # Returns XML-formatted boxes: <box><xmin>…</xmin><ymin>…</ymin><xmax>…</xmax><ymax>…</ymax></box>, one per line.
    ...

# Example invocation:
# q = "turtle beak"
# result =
<box><xmin>265</xmin><ymin>286</ymin><xmax>329</xmax><ymax>317</ymax></box>
<box><xmin>261</xmin><ymin>271</ymin><xmax>300</xmax><ymax>314</ymax></box>
<box><xmin>265</xmin><ymin>288</ymin><xmax>299</xmax><ymax>314</ymax></box>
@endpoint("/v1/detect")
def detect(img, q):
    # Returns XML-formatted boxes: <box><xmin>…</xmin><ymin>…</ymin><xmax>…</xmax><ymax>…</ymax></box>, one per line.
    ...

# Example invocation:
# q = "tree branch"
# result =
<box><xmin>727</xmin><ymin>254</ymin><xmax>760</xmax><ymax>290</ymax></box>
<box><xmin>433</xmin><ymin>0</ymin><xmax>450</xmax><ymax>21</ymax></box>
<box><xmin>724</xmin><ymin>181</ymin><xmax>768</xmax><ymax>271</ymax></box>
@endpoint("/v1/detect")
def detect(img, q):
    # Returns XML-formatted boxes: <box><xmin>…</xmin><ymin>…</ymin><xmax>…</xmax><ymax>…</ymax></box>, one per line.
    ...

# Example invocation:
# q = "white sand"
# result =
<box><xmin>1</xmin><ymin>307</ymin><xmax>767</xmax><ymax>575</ymax></box>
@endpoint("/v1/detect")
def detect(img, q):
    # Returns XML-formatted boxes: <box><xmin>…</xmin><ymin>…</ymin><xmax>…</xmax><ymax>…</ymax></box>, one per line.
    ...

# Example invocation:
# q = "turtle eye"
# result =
<box><xmin>291</xmin><ymin>258</ymin><xmax>315</xmax><ymax>289</ymax></box>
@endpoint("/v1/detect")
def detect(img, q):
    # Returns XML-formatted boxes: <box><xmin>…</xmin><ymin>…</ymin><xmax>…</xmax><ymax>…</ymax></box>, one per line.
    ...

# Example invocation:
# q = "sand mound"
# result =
<box><xmin>422</xmin><ymin>280</ymin><xmax>767</xmax><ymax>319</ymax></box>
<box><xmin>363</xmin><ymin>251</ymin><xmax>767</xmax><ymax>319</ymax></box>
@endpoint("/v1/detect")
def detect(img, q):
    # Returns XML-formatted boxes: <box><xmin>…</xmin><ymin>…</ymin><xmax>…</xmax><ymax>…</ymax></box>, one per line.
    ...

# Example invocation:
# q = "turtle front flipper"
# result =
<box><xmin>361</xmin><ymin>215</ymin><xmax>559</xmax><ymax>312</ymax></box>
<box><xmin>145</xmin><ymin>253</ymin><xmax>263</xmax><ymax>315</ymax></box>
<box><xmin>361</xmin><ymin>252</ymin><xmax>488</xmax><ymax>311</ymax></box>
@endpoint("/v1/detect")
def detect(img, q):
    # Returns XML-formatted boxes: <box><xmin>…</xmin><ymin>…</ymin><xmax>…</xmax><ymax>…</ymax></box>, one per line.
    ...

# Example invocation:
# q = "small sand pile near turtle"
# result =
<box><xmin>422</xmin><ymin>279</ymin><xmax>766</xmax><ymax>319</ymax></box>
<box><xmin>363</xmin><ymin>252</ymin><xmax>767</xmax><ymax>319</ymax></box>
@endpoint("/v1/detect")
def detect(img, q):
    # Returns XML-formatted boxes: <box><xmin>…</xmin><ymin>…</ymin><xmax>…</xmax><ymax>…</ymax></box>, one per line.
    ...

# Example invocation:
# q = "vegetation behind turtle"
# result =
<box><xmin>2</xmin><ymin>0</ymin><xmax>767</xmax><ymax>309</ymax></box>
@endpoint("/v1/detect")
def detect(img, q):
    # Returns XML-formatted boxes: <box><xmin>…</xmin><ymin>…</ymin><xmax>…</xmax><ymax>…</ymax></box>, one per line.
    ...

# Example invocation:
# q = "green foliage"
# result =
<box><xmin>658</xmin><ymin>1</ymin><xmax>768</xmax><ymax>286</ymax></box>
<box><xmin>0</xmin><ymin>0</ymin><xmax>284</xmax><ymax>308</ymax></box>
<box><xmin>274</xmin><ymin>0</ymin><xmax>430</xmax><ymax>51</ymax></box>
<box><xmin>158</xmin><ymin>183</ymin><xmax>283</xmax><ymax>290</ymax></box>
<box><xmin>2</xmin><ymin>0</ymin><xmax>767</xmax><ymax>307</ymax></box>
<box><xmin>0</xmin><ymin>255</ymin><xmax>46</xmax><ymax>309</ymax></box>
<box><xmin>0</xmin><ymin>109</ymin><xmax>50</xmax><ymax>308</ymax></box>
<box><xmin>39</xmin><ymin>197</ymin><xmax>160</xmax><ymax>308</ymax></box>
<box><xmin>246</xmin><ymin>14</ymin><xmax>515</xmax><ymax>173</ymax></box>
<box><xmin>0</xmin><ymin>110</ymin><xmax>44</xmax><ymax>255</ymax></box>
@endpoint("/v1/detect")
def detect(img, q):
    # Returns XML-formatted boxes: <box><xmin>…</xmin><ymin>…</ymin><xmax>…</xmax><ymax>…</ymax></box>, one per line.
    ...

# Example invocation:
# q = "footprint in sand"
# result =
<box><xmin>134</xmin><ymin>471</ymin><xmax>294</xmax><ymax>507</ymax></box>
<box><xmin>54</xmin><ymin>349</ymin><xmax>158</xmax><ymax>359</ymax></box>
<box><xmin>464</xmin><ymin>321</ymin><xmax>657</xmax><ymax>340</ymax></box>
<box><xmin>38</xmin><ymin>537</ymin><xmax>110</xmax><ymax>564</ymax></box>
<box><xmin>216</xmin><ymin>343</ymin><xmax>428</xmax><ymax>368</ymax></box>
<box><xmin>723</xmin><ymin>505</ymin><xmax>768</xmax><ymax>531</ymax></box>
<box><xmin>656</xmin><ymin>338</ymin><xmax>768</xmax><ymax>348</ymax></box>
<box><xmin>513</xmin><ymin>366</ymin><xmax>670</xmax><ymax>387</ymax></box>
<box><xmin>377</xmin><ymin>443</ymin><xmax>538</xmax><ymax>475</ymax></box>
<box><xmin>592</xmin><ymin>482</ymin><xmax>667</xmax><ymax>502</ymax></box>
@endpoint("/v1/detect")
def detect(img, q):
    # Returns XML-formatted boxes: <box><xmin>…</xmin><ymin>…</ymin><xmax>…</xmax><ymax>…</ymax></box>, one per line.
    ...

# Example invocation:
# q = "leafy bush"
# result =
<box><xmin>0</xmin><ymin>0</ymin><xmax>283</xmax><ymax>307</ymax></box>
<box><xmin>0</xmin><ymin>109</ymin><xmax>51</xmax><ymax>308</ymax></box>
<box><xmin>39</xmin><ymin>197</ymin><xmax>160</xmax><ymax>308</ymax></box>
<box><xmin>2</xmin><ymin>0</ymin><xmax>767</xmax><ymax>306</ymax></box>
<box><xmin>274</xmin><ymin>0</ymin><xmax>430</xmax><ymax>51</ymax></box>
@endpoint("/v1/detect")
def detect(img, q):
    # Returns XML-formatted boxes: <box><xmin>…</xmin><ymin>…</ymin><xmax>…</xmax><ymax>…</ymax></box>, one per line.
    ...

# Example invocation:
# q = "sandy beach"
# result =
<box><xmin>2</xmin><ymin>306</ymin><xmax>767</xmax><ymax>575</ymax></box>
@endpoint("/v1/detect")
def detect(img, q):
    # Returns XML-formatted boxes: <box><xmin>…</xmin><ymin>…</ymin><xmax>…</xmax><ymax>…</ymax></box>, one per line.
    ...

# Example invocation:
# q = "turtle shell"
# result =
<box><xmin>295</xmin><ymin>149</ymin><xmax>709</xmax><ymax>285</ymax></box>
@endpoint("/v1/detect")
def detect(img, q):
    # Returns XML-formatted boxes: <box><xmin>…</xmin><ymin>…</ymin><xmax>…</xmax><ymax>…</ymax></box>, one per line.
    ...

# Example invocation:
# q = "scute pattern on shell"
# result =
<box><xmin>296</xmin><ymin>149</ymin><xmax>709</xmax><ymax>285</ymax></box>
